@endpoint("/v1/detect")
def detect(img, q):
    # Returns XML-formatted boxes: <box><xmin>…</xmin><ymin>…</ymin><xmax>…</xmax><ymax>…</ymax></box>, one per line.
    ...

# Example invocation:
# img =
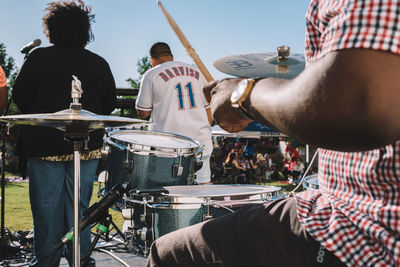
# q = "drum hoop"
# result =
<box><xmin>107</xmin><ymin>129</ymin><xmax>201</xmax><ymax>156</ymax></box>
<box><xmin>160</xmin><ymin>185</ymin><xmax>282</xmax><ymax>198</ymax></box>
<box><xmin>150</xmin><ymin>199</ymin><xmax>268</xmax><ymax>210</ymax></box>
<box><xmin>303</xmin><ymin>174</ymin><xmax>319</xmax><ymax>190</ymax></box>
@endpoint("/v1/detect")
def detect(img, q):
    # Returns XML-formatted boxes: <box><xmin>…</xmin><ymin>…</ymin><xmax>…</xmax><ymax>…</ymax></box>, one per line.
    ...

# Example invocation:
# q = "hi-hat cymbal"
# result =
<box><xmin>0</xmin><ymin>108</ymin><xmax>150</xmax><ymax>132</ymax></box>
<box><xmin>214</xmin><ymin>46</ymin><xmax>305</xmax><ymax>79</ymax></box>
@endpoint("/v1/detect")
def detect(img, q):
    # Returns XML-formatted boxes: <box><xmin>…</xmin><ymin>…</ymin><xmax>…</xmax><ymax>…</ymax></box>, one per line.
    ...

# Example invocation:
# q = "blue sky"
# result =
<box><xmin>1</xmin><ymin>0</ymin><xmax>309</xmax><ymax>88</ymax></box>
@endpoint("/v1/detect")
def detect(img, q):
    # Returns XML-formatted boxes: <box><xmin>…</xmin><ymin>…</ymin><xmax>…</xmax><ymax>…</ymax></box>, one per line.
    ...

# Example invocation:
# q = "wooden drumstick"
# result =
<box><xmin>157</xmin><ymin>0</ymin><xmax>214</xmax><ymax>82</ymax></box>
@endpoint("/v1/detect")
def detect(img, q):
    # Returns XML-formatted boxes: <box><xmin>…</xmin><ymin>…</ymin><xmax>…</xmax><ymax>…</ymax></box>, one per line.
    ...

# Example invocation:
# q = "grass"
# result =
<box><xmin>4</xmin><ymin>179</ymin><xmax>304</xmax><ymax>231</ymax></box>
<box><xmin>4</xmin><ymin>181</ymin><xmax>124</xmax><ymax>231</ymax></box>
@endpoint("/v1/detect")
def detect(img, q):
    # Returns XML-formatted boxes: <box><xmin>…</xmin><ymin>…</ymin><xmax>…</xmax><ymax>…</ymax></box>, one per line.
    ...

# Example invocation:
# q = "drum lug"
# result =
<box><xmin>141</xmin><ymin>227</ymin><xmax>149</xmax><ymax>241</ymax></box>
<box><xmin>122</xmin><ymin>208</ymin><xmax>134</xmax><ymax>220</ymax></box>
<box><xmin>101</xmin><ymin>146</ymin><xmax>110</xmax><ymax>160</ymax></box>
<box><xmin>123</xmin><ymin>149</ymin><xmax>134</xmax><ymax>173</ymax></box>
<box><xmin>172</xmin><ymin>156</ymin><xmax>183</xmax><ymax>178</ymax></box>
<box><xmin>140</xmin><ymin>214</ymin><xmax>146</xmax><ymax>224</ymax></box>
<box><xmin>203</xmin><ymin>214</ymin><xmax>214</xmax><ymax>221</ymax></box>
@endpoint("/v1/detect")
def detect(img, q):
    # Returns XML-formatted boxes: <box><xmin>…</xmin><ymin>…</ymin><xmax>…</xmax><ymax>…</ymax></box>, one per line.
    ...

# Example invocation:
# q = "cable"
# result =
<box><xmin>95</xmin><ymin>248</ymin><xmax>130</xmax><ymax>267</ymax></box>
<box><xmin>287</xmin><ymin>148</ymin><xmax>319</xmax><ymax>197</ymax></box>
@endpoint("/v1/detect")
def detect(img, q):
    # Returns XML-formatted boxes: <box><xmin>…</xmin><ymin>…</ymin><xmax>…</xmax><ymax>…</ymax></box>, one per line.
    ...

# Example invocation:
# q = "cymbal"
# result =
<box><xmin>214</xmin><ymin>46</ymin><xmax>305</xmax><ymax>79</ymax></box>
<box><xmin>0</xmin><ymin>108</ymin><xmax>150</xmax><ymax>132</ymax></box>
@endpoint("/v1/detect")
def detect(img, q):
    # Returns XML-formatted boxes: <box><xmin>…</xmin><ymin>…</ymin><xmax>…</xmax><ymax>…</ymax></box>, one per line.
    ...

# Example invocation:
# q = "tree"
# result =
<box><xmin>126</xmin><ymin>56</ymin><xmax>152</xmax><ymax>88</ymax></box>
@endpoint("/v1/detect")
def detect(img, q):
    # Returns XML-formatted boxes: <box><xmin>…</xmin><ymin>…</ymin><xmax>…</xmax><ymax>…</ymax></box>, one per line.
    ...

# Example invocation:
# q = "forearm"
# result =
<box><xmin>245</xmin><ymin>51</ymin><xmax>400</xmax><ymax>151</ymax></box>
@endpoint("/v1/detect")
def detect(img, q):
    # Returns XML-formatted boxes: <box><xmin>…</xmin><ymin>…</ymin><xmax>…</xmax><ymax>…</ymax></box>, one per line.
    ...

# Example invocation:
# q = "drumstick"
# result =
<box><xmin>157</xmin><ymin>0</ymin><xmax>214</xmax><ymax>82</ymax></box>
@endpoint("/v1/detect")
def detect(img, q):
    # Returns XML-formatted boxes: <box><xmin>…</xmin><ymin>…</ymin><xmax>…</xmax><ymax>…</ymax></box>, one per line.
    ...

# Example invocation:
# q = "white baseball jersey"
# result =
<box><xmin>136</xmin><ymin>61</ymin><xmax>213</xmax><ymax>156</ymax></box>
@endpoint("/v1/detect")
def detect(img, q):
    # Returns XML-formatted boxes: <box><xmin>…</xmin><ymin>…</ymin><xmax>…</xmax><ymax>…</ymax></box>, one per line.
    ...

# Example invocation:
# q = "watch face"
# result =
<box><xmin>231</xmin><ymin>79</ymin><xmax>249</xmax><ymax>103</ymax></box>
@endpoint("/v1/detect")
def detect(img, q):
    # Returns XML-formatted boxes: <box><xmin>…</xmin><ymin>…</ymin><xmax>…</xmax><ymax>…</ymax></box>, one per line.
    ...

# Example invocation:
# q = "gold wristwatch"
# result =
<box><xmin>230</xmin><ymin>78</ymin><xmax>256</xmax><ymax>120</ymax></box>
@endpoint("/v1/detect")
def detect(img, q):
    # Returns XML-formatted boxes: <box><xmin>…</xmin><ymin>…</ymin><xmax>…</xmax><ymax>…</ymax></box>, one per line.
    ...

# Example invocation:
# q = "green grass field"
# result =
<box><xmin>4</xmin><ymin>181</ymin><xmax>124</xmax><ymax>231</ymax></box>
<box><xmin>4</xmin><ymin>180</ymin><xmax>303</xmax><ymax>231</ymax></box>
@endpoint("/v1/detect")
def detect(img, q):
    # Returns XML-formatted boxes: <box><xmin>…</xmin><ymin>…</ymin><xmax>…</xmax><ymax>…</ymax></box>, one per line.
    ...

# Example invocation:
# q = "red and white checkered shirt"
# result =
<box><xmin>295</xmin><ymin>1</ymin><xmax>400</xmax><ymax>266</ymax></box>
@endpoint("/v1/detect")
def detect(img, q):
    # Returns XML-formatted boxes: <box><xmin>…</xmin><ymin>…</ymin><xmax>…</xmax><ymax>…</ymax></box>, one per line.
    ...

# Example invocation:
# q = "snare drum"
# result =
<box><xmin>123</xmin><ymin>184</ymin><xmax>285</xmax><ymax>255</ymax></box>
<box><xmin>302</xmin><ymin>174</ymin><xmax>319</xmax><ymax>190</ymax></box>
<box><xmin>105</xmin><ymin>130</ymin><xmax>201</xmax><ymax>191</ymax></box>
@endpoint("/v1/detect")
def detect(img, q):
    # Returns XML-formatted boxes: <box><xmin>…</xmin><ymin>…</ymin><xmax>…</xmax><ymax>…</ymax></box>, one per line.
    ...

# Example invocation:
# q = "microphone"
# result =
<box><xmin>54</xmin><ymin>182</ymin><xmax>129</xmax><ymax>250</ymax></box>
<box><xmin>20</xmin><ymin>39</ymin><xmax>41</xmax><ymax>54</ymax></box>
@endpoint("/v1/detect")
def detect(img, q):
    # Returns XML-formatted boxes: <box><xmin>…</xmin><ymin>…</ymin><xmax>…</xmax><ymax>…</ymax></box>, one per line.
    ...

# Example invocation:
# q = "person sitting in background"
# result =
<box><xmin>234</xmin><ymin>153</ymin><xmax>250</xmax><ymax>184</ymax></box>
<box><xmin>291</xmin><ymin>157</ymin><xmax>305</xmax><ymax>180</ymax></box>
<box><xmin>252</xmin><ymin>153</ymin><xmax>266</xmax><ymax>182</ymax></box>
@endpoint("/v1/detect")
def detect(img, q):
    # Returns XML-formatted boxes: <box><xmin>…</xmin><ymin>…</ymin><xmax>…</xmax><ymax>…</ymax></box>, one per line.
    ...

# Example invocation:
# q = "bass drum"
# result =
<box><xmin>105</xmin><ymin>130</ymin><xmax>201</xmax><ymax>192</ymax></box>
<box><xmin>123</xmin><ymin>184</ymin><xmax>286</xmax><ymax>256</ymax></box>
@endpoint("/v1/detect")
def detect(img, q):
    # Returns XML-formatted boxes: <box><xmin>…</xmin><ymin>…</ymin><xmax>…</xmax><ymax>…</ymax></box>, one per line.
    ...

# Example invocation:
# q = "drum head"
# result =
<box><xmin>107</xmin><ymin>130</ymin><xmax>200</xmax><ymax>155</ymax></box>
<box><xmin>162</xmin><ymin>184</ymin><xmax>280</xmax><ymax>198</ymax></box>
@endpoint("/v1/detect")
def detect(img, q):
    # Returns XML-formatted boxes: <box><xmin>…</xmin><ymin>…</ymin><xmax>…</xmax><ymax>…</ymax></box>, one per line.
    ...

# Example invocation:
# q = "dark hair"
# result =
<box><xmin>43</xmin><ymin>0</ymin><xmax>95</xmax><ymax>46</ymax></box>
<box><xmin>150</xmin><ymin>42</ymin><xmax>172</xmax><ymax>59</ymax></box>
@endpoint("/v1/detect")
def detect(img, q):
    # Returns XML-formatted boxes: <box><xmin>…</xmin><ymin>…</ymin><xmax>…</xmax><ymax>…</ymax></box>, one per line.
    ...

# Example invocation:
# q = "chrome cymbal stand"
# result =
<box><xmin>64</xmin><ymin>76</ymin><xmax>87</xmax><ymax>267</ymax></box>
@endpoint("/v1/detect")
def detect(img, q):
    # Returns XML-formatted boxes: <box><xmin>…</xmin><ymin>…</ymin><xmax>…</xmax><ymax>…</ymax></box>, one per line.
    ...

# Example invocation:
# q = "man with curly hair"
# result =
<box><xmin>12</xmin><ymin>1</ymin><xmax>116</xmax><ymax>266</ymax></box>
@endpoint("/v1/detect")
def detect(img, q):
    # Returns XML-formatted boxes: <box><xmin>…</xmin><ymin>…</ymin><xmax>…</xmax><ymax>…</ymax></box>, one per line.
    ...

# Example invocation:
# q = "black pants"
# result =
<box><xmin>146</xmin><ymin>197</ymin><xmax>346</xmax><ymax>267</ymax></box>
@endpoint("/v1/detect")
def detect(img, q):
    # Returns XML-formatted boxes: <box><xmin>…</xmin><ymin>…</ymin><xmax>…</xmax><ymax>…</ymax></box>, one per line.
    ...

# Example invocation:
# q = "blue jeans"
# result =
<box><xmin>27</xmin><ymin>158</ymin><xmax>98</xmax><ymax>267</ymax></box>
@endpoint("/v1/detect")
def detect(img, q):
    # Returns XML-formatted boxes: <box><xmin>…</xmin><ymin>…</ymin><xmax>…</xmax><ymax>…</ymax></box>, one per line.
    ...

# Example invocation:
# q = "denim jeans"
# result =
<box><xmin>27</xmin><ymin>158</ymin><xmax>98</xmax><ymax>267</ymax></box>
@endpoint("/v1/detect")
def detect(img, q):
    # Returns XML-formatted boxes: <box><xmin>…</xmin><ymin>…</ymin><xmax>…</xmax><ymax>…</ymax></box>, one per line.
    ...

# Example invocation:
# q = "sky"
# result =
<box><xmin>1</xmin><ymin>0</ymin><xmax>309</xmax><ymax>88</ymax></box>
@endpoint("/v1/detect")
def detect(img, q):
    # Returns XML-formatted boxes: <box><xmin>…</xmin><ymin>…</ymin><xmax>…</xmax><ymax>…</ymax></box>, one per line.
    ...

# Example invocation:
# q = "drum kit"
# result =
<box><xmin>0</xmin><ymin>47</ymin><xmax>304</xmax><ymax>264</ymax></box>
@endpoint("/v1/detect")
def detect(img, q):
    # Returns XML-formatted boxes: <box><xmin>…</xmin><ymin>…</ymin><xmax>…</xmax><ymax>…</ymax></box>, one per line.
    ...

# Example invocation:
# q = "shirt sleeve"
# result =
<box><xmin>135</xmin><ymin>73</ymin><xmax>153</xmax><ymax>111</ymax></box>
<box><xmin>306</xmin><ymin>0</ymin><xmax>400</xmax><ymax>61</ymax></box>
<box><xmin>12</xmin><ymin>54</ymin><xmax>38</xmax><ymax>113</ymax></box>
<box><xmin>102</xmin><ymin>62</ymin><xmax>117</xmax><ymax>115</ymax></box>
<box><xmin>0</xmin><ymin>66</ymin><xmax>6</xmax><ymax>87</ymax></box>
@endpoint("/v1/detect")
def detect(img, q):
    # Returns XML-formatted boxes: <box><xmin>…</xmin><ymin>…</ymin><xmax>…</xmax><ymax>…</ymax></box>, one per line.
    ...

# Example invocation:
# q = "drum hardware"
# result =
<box><xmin>122</xmin><ymin>208</ymin><xmax>134</xmax><ymax>220</ymax></box>
<box><xmin>133</xmin><ymin>188</ymin><xmax>170</xmax><ymax>196</ymax></box>
<box><xmin>140</xmin><ymin>214</ymin><xmax>146</xmax><ymax>224</ymax></box>
<box><xmin>122</xmin><ymin>150</ymin><xmax>134</xmax><ymax>173</ymax></box>
<box><xmin>302</xmin><ymin>174</ymin><xmax>319</xmax><ymax>190</ymax></box>
<box><xmin>101</xmin><ymin>145</ymin><xmax>110</xmax><ymax>160</ymax></box>
<box><xmin>81</xmin><ymin>215</ymin><xmax>112</xmax><ymax>267</ymax></box>
<box><xmin>172</xmin><ymin>156</ymin><xmax>184</xmax><ymax>177</ymax></box>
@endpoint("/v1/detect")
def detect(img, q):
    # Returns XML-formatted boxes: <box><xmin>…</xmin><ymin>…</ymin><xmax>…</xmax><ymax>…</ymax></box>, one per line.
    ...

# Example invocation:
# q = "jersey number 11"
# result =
<box><xmin>175</xmin><ymin>82</ymin><xmax>197</xmax><ymax>110</ymax></box>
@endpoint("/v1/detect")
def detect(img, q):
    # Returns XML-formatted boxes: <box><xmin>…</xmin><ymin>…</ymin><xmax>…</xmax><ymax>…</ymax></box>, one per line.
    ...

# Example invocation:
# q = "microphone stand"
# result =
<box><xmin>81</xmin><ymin>214</ymin><xmax>111</xmax><ymax>267</ymax></box>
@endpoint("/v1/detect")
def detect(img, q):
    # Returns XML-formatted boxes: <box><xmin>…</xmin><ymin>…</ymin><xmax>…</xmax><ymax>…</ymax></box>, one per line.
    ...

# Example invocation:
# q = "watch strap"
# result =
<box><xmin>236</xmin><ymin>104</ymin><xmax>254</xmax><ymax>121</ymax></box>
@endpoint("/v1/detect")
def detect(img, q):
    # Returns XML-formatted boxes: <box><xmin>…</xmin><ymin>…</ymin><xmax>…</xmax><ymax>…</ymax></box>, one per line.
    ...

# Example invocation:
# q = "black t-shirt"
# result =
<box><xmin>12</xmin><ymin>45</ymin><xmax>117</xmax><ymax>157</ymax></box>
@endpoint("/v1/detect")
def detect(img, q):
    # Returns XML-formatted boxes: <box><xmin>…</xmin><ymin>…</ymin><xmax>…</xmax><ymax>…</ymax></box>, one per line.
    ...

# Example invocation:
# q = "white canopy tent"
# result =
<box><xmin>211</xmin><ymin>122</ymin><xmax>285</xmax><ymax>139</ymax></box>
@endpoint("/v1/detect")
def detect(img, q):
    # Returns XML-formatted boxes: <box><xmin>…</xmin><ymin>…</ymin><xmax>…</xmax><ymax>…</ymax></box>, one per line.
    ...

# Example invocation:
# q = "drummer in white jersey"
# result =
<box><xmin>135</xmin><ymin>42</ymin><xmax>213</xmax><ymax>184</ymax></box>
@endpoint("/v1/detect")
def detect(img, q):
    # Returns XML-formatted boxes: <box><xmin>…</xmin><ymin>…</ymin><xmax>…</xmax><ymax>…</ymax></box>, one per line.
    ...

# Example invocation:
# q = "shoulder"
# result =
<box><xmin>84</xmin><ymin>49</ymin><xmax>111</xmax><ymax>66</ymax></box>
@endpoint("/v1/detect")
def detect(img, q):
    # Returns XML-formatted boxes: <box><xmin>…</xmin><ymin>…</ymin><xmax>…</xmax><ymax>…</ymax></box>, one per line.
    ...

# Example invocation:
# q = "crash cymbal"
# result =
<box><xmin>0</xmin><ymin>108</ymin><xmax>150</xmax><ymax>132</ymax></box>
<box><xmin>214</xmin><ymin>46</ymin><xmax>305</xmax><ymax>79</ymax></box>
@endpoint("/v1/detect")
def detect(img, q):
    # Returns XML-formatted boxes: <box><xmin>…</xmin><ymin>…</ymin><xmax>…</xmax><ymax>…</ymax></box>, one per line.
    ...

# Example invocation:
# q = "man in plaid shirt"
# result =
<box><xmin>146</xmin><ymin>1</ymin><xmax>400</xmax><ymax>266</ymax></box>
